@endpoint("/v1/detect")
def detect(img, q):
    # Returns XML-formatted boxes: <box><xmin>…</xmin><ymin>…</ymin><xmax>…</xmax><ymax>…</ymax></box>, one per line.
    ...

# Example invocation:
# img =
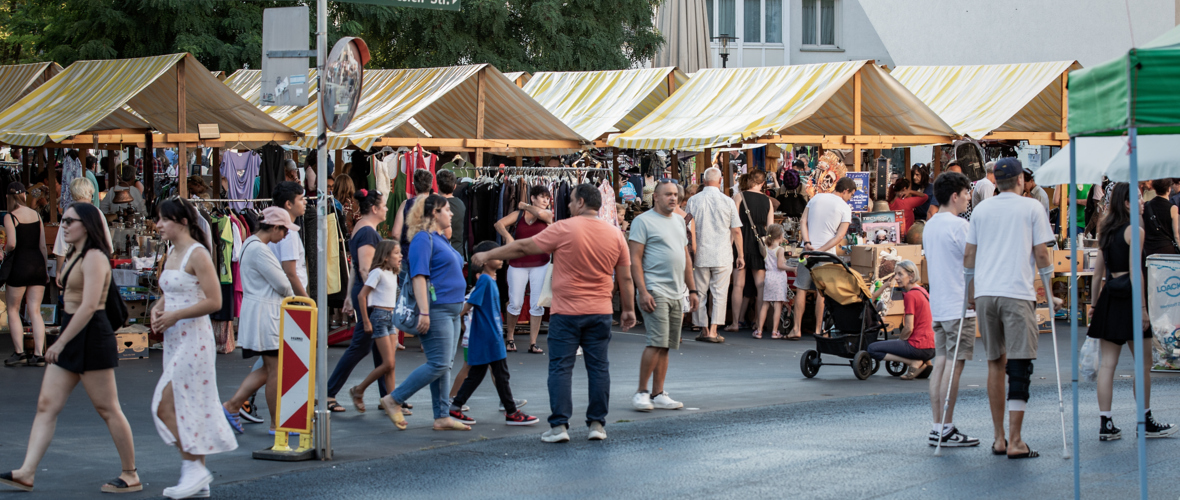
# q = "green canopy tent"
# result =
<box><xmin>1063</xmin><ymin>24</ymin><xmax>1180</xmax><ymax>500</ymax></box>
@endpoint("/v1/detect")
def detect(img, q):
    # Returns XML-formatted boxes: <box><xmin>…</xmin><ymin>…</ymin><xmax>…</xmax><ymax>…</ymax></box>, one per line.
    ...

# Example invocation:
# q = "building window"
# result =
<box><xmin>718</xmin><ymin>0</ymin><xmax>736</xmax><ymax>37</ymax></box>
<box><xmin>766</xmin><ymin>0</ymin><xmax>783</xmax><ymax>43</ymax></box>
<box><xmin>706</xmin><ymin>0</ymin><xmax>714</xmax><ymax>38</ymax></box>
<box><xmin>802</xmin><ymin>0</ymin><xmax>838</xmax><ymax>47</ymax></box>
<box><xmin>744</xmin><ymin>0</ymin><xmax>761</xmax><ymax>43</ymax></box>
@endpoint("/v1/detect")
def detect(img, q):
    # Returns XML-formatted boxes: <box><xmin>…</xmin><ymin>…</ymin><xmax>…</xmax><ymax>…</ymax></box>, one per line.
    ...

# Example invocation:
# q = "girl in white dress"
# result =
<box><xmin>150</xmin><ymin>198</ymin><xmax>238</xmax><ymax>499</ymax></box>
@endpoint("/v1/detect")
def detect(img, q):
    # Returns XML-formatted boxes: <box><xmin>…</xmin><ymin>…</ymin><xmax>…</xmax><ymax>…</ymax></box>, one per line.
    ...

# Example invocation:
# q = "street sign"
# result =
<box><xmin>334</xmin><ymin>0</ymin><xmax>461</xmax><ymax>12</ymax></box>
<box><xmin>321</xmin><ymin>37</ymin><xmax>370</xmax><ymax>133</ymax></box>
<box><xmin>261</xmin><ymin>6</ymin><xmax>310</xmax><ymax>107</ymax></box>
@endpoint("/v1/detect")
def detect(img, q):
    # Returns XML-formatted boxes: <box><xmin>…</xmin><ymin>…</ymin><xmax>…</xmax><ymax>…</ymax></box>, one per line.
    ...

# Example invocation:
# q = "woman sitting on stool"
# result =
<box><xmin>868</xmin><ymin>260</ymin><xmax>935</xmax><ymax>380</ymax></box>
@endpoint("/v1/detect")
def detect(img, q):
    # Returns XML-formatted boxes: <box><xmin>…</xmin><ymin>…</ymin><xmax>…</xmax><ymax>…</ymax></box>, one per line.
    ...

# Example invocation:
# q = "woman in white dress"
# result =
<box><xmin>221</xmin><ymin>207</ymin><xmax>296</xmax><ymax>433</ymax></box>
<box><xmin>150</xmin><ymin>198</ymin><xmax>238</xmax><ymax>499</ymax></box>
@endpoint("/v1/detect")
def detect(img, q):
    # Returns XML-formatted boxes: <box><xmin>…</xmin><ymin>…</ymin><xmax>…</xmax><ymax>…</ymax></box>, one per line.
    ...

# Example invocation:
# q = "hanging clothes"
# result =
<box><xmin>60</xmin><ymin>153</ymin><xmax>83</xmax><ymax>213</ymax></box>
<box><xmin>597</xmin><ymin>181</ymin><xmax>618</xmax><ymax>228</ymax></box>
<box><xmin>221</xmin><ymin>151</ymin><xmax>261</xmax><ymax>210</ymax></box>
<box><xmin>257</xmin><ymin>144</ymin><xmax>286</xmax><ymax>201</ymax></box>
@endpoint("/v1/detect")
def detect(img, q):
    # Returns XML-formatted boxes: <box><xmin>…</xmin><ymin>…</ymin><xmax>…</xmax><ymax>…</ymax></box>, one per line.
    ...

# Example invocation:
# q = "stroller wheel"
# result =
<box><xmin>853</xmin><ymin>351</ymin><xmax>873</xmax><ymax>380</ymax></box>
<box><xmin>885</xmin><ymin>360</ymin><xmax>907</xmax><ymax>377</ymax></box>
<box><xmin>800</xmin><ymin>349</ymin><xmax>820</xmax><ymax>378</ymax></box>
<box><xmin>870</xmin><ymin>358</ymin><xmax>881</xmax><ymax>375</ymax></box>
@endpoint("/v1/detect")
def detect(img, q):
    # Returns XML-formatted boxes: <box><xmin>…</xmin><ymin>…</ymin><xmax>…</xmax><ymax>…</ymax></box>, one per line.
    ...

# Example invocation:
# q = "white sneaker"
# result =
<box><xmin>541</xmin><ymin>425</ymin><xmax>570</xmax><ymax>443</ymax></box>
<box><xmin>190</xmin><ymin>486</ymin><xmax>211</xmax><ymax>498</ymax></box>
<box><xmin>576</xmin><ymin>347</ymin><xmax>583</xmax><ymax>356</ymax></box>
<box><xmin>588</xmin><ymin>421</ymin><xmax>607</xmax><ymax>441</ymax></box>
<box><xmin>498</xmin><ymin>398</ymin><xmax>527</xmax><ymax>412</ymax></box>
<box><xmin>632</xmin><ymin>391</ymin><xmax>654</xmax><ymax>411</ymax></box>
<box><xmin>651</xmin><ymin>392</ymin><xmax>683</xmax><ymax>410</ymax></box>
<box><xmin>163</xmin><ymin>463</ymin><xmax>213</xmax><ymax>499</ymax></box>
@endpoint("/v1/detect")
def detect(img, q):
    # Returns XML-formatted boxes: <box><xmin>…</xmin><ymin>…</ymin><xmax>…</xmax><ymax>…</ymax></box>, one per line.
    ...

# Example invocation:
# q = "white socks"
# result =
<box><xmin>932</xmin><ymin>422</ymin><xmax>955</xmax><ymax>436</ymax></box>
<box><xmin>1007</xmin><ymin>400</ymin><xmax>1027</xmax><ymax>412</ymax></box>
<box><xmin>1099</xmin><ymin>411</ymin><xmax>1112</xmax><ymax>418</ymax></box>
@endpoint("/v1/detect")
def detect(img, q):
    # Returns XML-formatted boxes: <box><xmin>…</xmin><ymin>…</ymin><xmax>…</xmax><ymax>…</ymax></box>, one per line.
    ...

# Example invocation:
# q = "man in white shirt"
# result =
<box><xmin>269</xmin><ymin>181</ymin><xmax>308</xmax><ymax>297</ymax></box>
<box><xmin>971</xmin><ymin>161</ymin><xmax>997</xmax><ymax>208</ymax></box>
<box><xmin>684</xmin><ymin>167</ymin><xmax>743</xmax><ymax>343</ymax></box>
<box><xmin>922</xmin><ymin>171</ymin><xmax>980</xmax><ymax>449</ymax></box>
<box><xmin>790</xmin><ymin>177</ymin><xmax>855</xmax><ymax>339</ymax></box>
<box><xmin>964</xmin><ymin>158</ymin><xmax>1055</xmax><ymax>459</ymax></box>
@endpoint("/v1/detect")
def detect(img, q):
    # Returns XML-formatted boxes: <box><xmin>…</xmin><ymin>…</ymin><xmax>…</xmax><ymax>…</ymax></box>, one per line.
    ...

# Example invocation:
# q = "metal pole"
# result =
<box><xmin>313</xmin><ymin>0</ymin><xmax>331</xmax><ymax>460</ymax></box>
<box><xmin>1126</xmin><ymin>52</ymin><xmax>1146</xmax><ymax>500</ymax></box>
<box><xmin>1068</xmin><ymin>137</ymin><xmax>1080</xmax><ymax>500</ymax></box>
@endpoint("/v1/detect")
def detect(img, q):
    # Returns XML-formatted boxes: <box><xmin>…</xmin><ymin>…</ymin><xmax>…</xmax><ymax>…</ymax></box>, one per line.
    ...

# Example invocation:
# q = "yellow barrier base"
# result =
<box><xmin>252</xmin><ymin>432</ymin><xmax>316</xmax><ymax>461</ymax></box>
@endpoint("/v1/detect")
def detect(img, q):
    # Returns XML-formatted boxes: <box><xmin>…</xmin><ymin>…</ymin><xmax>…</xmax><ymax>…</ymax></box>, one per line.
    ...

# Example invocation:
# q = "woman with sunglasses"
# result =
<box><xmin>1</xmin><ymin>203</ymin><xmax>141</xmax><ymax>494</ymax></box>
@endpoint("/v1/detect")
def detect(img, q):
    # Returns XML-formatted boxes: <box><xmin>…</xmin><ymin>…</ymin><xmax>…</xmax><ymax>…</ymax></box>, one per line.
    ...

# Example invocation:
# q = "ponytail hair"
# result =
<box><xmin>354</xmin><ymin>188</ymin><xmax>382</xmax><ymax>215</ymax></box>
<box><xmin>764</xmin><ymin>223</ymin><xmax>784</xmax><ymax>248</ymax></box>
<box><xmin>157</xmin><ymin>197</ymin><xmax>209</xmax><ymax>249</ymax></box>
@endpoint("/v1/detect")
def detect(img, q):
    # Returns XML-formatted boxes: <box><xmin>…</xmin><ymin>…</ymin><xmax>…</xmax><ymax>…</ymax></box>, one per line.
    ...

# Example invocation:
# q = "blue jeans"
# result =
<box><xmin>326</xmin><ymin>286</ymin><xmax>387</xmax><ymax>398</ymax></box>
<box><xmin>391</xmin><ymin>302</ymin><xmax>462</xmax><ymax>419</ymax></box>
<box><xmin>867</xmin><ymin>339</ymin><xmax>935</xmax><ymax>362</ymax></box>
<box><xmin>547</xmin><ymin>314</ymin><xmax>612</xmax><ymax>428</ymax></box>
<box><xmin>369</xmin><ymin>308</ymin><xmax>394</xmax><ymax>338</ymax></box>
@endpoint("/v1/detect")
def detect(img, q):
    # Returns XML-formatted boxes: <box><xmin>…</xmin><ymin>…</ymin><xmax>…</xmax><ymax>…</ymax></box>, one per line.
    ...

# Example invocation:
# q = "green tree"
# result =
<box><xmin>0</xmin><ymin>0</ymin><xmax>663</xmax><ymax>72</ymax></box>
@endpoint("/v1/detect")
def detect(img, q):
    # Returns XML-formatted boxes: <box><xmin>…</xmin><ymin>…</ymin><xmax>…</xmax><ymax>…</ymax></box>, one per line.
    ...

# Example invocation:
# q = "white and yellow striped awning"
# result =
<box><xmin>523</xmin><ymin>67</ymin><xmax>688</xmax><ymax>142</ymax></box>
<box><xmin>609</xmin><ymin>61</ymin><xmax>955</xmax><ymax>150</ymax></box>
<box><xmin>0</xmin><ymin>62</ymin><xmax>61</xmax><ymax>113</ymax></box>
<box><xmin>890</xmin><ymin>61</ymin><xmax>1081</xmax><ymax>139</ymax></box>
<box><xmin>0</xmin><ymin>54</ymin><xmax>296</xmax><ymax>147</ymax></box>
<box><xmin>223</xmin><ymin>69</ymin><xmax>319</xmax><ymax>121</ymax></box>
<box><xmin>282</xmin><ymin>64</ymin><xmax>581</xmax><ymax>151</ymax></box>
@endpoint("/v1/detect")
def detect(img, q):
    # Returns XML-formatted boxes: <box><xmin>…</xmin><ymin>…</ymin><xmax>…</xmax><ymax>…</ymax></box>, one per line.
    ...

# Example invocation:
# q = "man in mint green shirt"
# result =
<box><xmin>84</xmin><ymin>157</ymin><xmax>101</xmax><ymax>206</ymax></box>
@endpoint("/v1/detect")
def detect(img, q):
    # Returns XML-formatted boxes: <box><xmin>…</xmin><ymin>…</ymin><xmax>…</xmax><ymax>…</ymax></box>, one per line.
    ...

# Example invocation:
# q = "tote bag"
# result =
<box><xmin>326</xmin><ymin>216</ymin><xmax>342</xmax><ymax>294</ymax></box>
<box><xmin>392</xmin><ymin>234</ymin><xmax>432</xmax><ymax>332</ymax></box>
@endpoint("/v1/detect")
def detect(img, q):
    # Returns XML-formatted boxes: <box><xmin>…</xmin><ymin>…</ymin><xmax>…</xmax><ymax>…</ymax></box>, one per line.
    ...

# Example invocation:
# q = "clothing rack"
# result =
<box><xmin>199</xmin><ymin>197</ymin><xmax>274</xmax><ymax>203</ymax></box>
<box><xmin>472</xmin><ymin>166</ymin><xmax>611</xmax><ymax>173</ymax></box>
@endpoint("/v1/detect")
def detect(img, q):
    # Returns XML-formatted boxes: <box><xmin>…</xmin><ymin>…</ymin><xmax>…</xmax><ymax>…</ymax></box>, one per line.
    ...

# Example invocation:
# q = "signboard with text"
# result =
<box><xmin>846</xmin><ymin>172</ymin><xmax>870</xmax><ymax>212</ymax></box>
<box><xmin>334</xmin><ymin>0</ymin><xmax>461</xmax><ymax>11</ymax></box>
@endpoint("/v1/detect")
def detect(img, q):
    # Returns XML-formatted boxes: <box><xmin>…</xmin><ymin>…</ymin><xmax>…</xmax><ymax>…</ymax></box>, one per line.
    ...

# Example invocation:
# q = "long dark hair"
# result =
<box><xmin>157</xmin><ymin>198</ymin><xmax>208</xmax><ymax>249</ymax></box>
<box><xmin>354</xmin><ymin>188</ymin><xmax>383</xmax><ymax>215</ymax></box>
<box><xmin>911</xmin><ymin>165</ymin><xmax>930</xmax><ymax>190</ymax></box>
<box><xmin>1098</xmin><ymin>182</ymin><xmax>1131</xmax><ymax>251</ymax></box>
<box><xmin>67</xmin><ymin>203</ymin><xmax>112</xmax><ymax>260</ymax></box>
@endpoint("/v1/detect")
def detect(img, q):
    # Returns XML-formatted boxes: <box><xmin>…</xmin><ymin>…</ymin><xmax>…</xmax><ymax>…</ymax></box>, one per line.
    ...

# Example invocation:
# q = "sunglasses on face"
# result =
<box><xmin>61</xmin><ymin>216</ymin><xmax>80</xmax><ymax>226</ymax></box>
<box><xmin>657</xmin><ymin>178</ymin><xmax>679</xmax><ymax>185</ymax></box>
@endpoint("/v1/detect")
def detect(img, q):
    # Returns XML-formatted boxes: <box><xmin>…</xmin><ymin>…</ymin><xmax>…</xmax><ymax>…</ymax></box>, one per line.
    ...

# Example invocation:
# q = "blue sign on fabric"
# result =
<box><xmin>846</xmin><ymin>172</ymin><xmax>870</xmax><ymax>212</ymax></box>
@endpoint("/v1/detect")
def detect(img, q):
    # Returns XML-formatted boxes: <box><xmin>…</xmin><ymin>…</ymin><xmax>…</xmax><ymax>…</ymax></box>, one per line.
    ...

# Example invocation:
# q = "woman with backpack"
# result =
<box><xmin>1</xmin><ymin>203</ymin><xmax>140</xmax><ymax>494</ymax></box>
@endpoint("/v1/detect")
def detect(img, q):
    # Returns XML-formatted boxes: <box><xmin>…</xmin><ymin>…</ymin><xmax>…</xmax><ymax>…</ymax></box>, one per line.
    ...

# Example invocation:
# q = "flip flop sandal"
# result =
<box><xmin>349</xmin><ymin>386</ymin><xmax>366</xmax><ymax>413</ymax></box>
<box><xmin>993</xmin><ymin>439</ymin><xmax>1008</xmax><ymax>456</ymax></box>
<box><xmin>771</xmin><ymin>332</ymin><xmax>783</xmax><ymax>339</ymax></box>
<box><xmin>0</xmin><ymin>471</ymin><xmax>33</xmax><ymax>491</ymax></box>
<box><xmin>327</xmin><ymin>400</ymin><xmax>346</xmax><ymax>413</ymax></box>
<box><xmin>529</xmin><ymin>344</ymin><xmax>545</xmax><ymax>354</ymax></box>
<box><xmin>380</xmin><ymin>397</ymin><xmax>408</xmax><ymax>430</ymax></box>
<box><xmin>101</xmin><ymin>470</ymin><xmax>142</xmax><ymax>493</ymax></box>
<box><xmin>900</xmin><ymin>365</ymin><xmax>922</xmax><ymax>380</ymax></box>
<box><xmin>1007</xmin><ymin>446</ymin><xmax>1039</xmax><ymax>459</ymax></box>
<box><xmin>433</xmin><ymin>419</ymin><xmax>471</xmax><ymax>431</ymax></box>
<box><xmin>505</xmin><ymin>340</ymin><xmax>517</xmax><ymax>352</ymax></box>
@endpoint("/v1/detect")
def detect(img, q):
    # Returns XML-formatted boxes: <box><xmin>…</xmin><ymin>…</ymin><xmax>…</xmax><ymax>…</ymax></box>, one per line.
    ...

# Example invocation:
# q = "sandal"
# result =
<box><xmin>101</xmin><ymin>469</ymin><xmax>142</xmax><ymax>493</ymax></box>
<box><xmin>993</xmin><ymin>439</ymin><xmax>1008</xmax><ymax>456</ymax></box>
<box><xmin>349</xmin><ymin>386</ymin><xmax>366</xmax><ymax>413</ymax></box>
<box><xmin>771</xmin><ymin>332</ymin><xmax>783</xmax><ymax>339</ymax></box>
<box><xmin>528</xmin><ymin>344</ymin><xmax>544</xmax><ymax>354</ymax></box>
<box><xmin>0</xmin><ymin>471</ymin><xmax>33</xmax><ymax>492</ymax></box>
<box><xmin>752</xmin><ymin>330</ymin><xmax>762</xmax><ymax>339</ymax></box>
<box><xmin>505</xmin><ymin>339</ymin><xmax>517</xmax><ymax>352</ymax></box>
<box><xmin>723</xmin><ymin>324</ymin><xmax>739</xmax><ymax>332</ymax></box>
<box><xmin>327</xmin><ymin>400</ymin><xmax>346</xmax><ymax>412</ymax></box>
<box><xmin>433</xmin><ymin>419</ymin><xmax>471</xmax><ymax>431</ymax></box>
<box><xmin>900</xmin><ymin>363</ymin><xmax>923</xmax><ymax>380</ymax></box>
<box><xmin>380</xmin><ymin>396</ymin><xmax>408</xmax><ymax>430</ymax></box>
<box><xmin>1007</xmin><ymin>443</ymin><xmax>1039</xmax><ymax>459</ymax></box>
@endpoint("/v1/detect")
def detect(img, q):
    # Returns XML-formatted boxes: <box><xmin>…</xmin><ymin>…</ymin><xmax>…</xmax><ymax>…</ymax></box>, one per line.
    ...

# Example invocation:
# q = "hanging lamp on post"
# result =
<box><xmin>712</xmin><ymin>34</ymin><xmax>738</xmax><ymax>68</ymax></box>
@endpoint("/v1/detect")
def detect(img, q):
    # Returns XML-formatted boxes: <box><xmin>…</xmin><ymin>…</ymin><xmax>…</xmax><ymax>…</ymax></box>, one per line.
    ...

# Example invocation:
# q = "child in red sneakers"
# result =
<box><xmin>448</xmin><ymin>241</ymin><xmax>538</xmax><ymax>426</ymax></box>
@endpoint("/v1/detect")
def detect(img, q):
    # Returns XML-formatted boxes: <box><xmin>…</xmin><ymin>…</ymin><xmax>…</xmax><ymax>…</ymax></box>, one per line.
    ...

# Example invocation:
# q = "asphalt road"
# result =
<box><xmin>0</xmin><ymin>322</ymin><xmax>1173</xmax><ymax>498</ymax></box>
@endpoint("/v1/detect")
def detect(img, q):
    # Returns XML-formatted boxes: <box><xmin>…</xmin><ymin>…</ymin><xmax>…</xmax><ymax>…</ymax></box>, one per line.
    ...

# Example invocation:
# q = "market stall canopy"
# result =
<box><xmin>223</xmin><ymin>68</ymin><xmax>319</xmax><ymax>120</ymax></box>
<box><xmin>523</xmin><ymin>67</ymin><xmax>688</xmax><ymax>142</ymax></box>
<box><xmin>502</xmin><ymin>72</ymin><xmax>531</xmax><ymax>87</ymax></box>
<box><xmin>651</xmin><ymin>0</ymin><xmax>710</xmax><ymax>74</ymax></box>
<box><xmin>609</xmin><ymin>60</ymin><xmax>955</xmax><ymax>151</ymax></box>
<box><xmin>0</xmin><ymin>53</ymin><xmax>297</xmax><ymax>147</ymax></box>
<box><xmin>0</xmin><ymin>62</ymin><xmax>61</xmax><ymax>112</ymax></box>
<box><xmin>1068</xmin><ymin>24</ymin><xmax>1180</xmax><ymax>136</ymax></box>
<box><xmin>282</xmin><ymin>64</ymin><xmax>582</xmax><ymax>152</ymax></box>
<box><xmin>891</xmin><ymin>61</ymin><xmax>1080</xmax><ymax>141</ymax></box>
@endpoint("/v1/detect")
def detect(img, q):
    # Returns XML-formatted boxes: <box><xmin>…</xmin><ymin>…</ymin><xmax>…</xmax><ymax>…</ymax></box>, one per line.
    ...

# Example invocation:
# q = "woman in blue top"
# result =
<box><xmin>380</xmin><ymin>194</ymin><xmax>469</xmax><ymax>431</ymax></box>
<box><xmin>325</xmin><ymin>189</ymin><xmax>394</xmax><ymax>413</ymax></box>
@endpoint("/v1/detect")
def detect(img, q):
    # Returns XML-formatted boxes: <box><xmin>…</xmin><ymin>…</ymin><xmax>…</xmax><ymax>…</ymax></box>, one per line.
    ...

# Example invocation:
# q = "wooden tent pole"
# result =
<box><xmin>176</xmin><ymin>56</ymin><xmax>188</xmax><ymax>199</ymax></box>
<box><xmin>853</xmin><ymin>71</ymin><xmax>862</xmax><ymax>172</ymax></box>
<box><xmin>20</xmin><ymin>148</ymin><xmax>29</xmax><ymax>185</ymax></box>
<box><xmin>722</xmin><ymin>151</ymin><xmax>732</xmax><ymax>194</ymax></box>
<box><xmin>670</xmin><ymin>151</ymin><xmax>679</xmax><ymax>180</ymax></box>
<box><xmin>475</xmin><ymin>68</ymin><xmax>486</xmax><ymax>167</ymax></box>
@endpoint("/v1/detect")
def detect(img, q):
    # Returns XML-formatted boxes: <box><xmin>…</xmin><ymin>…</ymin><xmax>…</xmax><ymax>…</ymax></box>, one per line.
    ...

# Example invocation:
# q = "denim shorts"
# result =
<box><xmin>369</xmin><ymin>308</ymin><xmax>395</xmax><ymax>339</ymax></box>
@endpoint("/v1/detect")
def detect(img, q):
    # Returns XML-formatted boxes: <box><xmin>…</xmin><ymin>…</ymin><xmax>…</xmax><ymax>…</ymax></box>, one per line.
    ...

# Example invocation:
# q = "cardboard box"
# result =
<box><xmin>125</xmin><ymin>300</ymin><xmax>149</xmax><ymax>325</ymax></box>
<box><xmin>1054</xmin><ymin>249</ymin><xmax>1097</xmax><ymax>273</ymax></box>
<box><xmin>849</xmin><ymin>244</ymin><xmax>923</xmax><ymax>273</ymax></box>
<box><xmin>850</xmin><ymin>265</ymin><xmax>875</xmax><ymax>281</ymax></box>
<box><xmin>1034</xmin><ymin>278</ymin><xmax>1050</xmax><ymax>308</ymax></box>
<box><xmin>885</xmin><ymin>288</ymin><xmax>905</xmax><ymax>316</ymax></box>
<box><xmin>1035</xmin><ymin>308</ymin><xmax>1053</xmax><ymax>333</ymax></box>
<box><xmin>116</xmin><ymin>331</ymin><xmax>148</xmax><ymax>360</ymax></box>
<box><xmin>920</xmin><ymin>259</ymin><xmax>928</xmax><ymax>284</ymax></box>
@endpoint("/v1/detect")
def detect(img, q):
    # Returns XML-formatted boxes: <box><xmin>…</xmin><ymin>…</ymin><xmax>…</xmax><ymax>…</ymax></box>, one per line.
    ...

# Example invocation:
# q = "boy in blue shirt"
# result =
<box><xmin>449</xmin><ymin>241</ymin><xmax>539</xmax><ymax>426</ymax></box>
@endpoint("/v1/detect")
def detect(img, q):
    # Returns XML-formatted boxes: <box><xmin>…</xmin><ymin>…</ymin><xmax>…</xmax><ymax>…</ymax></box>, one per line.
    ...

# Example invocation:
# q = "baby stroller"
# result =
<box><xmin>797</xmin><ymin>252</ymin><xmax>889</xmax><ymax>380</ymax></box>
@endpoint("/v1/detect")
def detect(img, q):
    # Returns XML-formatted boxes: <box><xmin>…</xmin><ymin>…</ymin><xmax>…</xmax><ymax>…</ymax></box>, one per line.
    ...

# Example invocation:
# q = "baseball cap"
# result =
<box><xmin>6</xmin><ymin>181</ymin><xmax>25</xmax><ymax>194</ymax></box>
<box><xmin>1022</xmin><ymin>168</ymin><xmax>1035</xmax><ymax>180</ymax></box>
<box><xmin>993</xmin><ymin>158</ymin><xmax>1023</xmax><ymax>181</ymax></box>
<box><xmin>261</xmin><ymin>206</ymin><xmax>300</xmax><ymax>231</ymax></box>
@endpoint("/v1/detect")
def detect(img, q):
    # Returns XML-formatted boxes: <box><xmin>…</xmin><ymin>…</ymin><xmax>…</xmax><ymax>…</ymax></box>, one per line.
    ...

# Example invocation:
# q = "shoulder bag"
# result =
<box><xmin>1144</xmin><ymin>201</ymin><xmax>1180</xmax><ymax>253</ymax></box>
<box><xmin>737</xmin><ymin>190</ymin><xmax>768</xmax><ymax>258</ymax></box>
<box><xmin>62</xmin><ymin>251</ymin><xmax>129</xmax><ymax>328</ymax></box>
<box><xmin>392</xmin><ymin>232</ymin><xmax>433</xmax><ymax>333</ymax></box>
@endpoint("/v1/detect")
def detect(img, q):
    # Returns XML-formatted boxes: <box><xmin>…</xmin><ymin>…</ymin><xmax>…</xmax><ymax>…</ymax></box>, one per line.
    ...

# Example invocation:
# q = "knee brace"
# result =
<box><xmin>1005</xmin><ymin>359</ymin><xmax>1034</xmax><ymax>402</ymax></box>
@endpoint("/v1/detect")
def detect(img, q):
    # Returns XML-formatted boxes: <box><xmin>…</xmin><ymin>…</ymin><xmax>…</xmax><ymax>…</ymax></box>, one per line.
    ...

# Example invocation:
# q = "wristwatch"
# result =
<box><xmin>688</xmin><ymin>290</ymin><xmax>699</xmax><ymax>295</ymax></box>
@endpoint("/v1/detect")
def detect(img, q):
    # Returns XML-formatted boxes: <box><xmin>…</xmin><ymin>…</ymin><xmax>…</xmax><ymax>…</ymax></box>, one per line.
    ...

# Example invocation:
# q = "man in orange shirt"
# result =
<box><xmin>472</xmin><ymin>184</ymin><xmax>637</xmax><ymax>444</ymax></box>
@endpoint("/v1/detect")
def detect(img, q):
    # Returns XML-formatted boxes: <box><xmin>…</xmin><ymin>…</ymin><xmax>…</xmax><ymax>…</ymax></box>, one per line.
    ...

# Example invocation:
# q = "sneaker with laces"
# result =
<box><xmin>588</xmin><ymin>421</ymin><xmax>607</xmax><ymax>441</ymax></box>
<box><xmin>448</xmin><ymin>410</ymin><xmax>476</xmax><ymax>424</ymax></box>
<box><xmin>1099</xmin><ymin>416</ymin><xmax>1121</xmax><ymax>441</ymax></box>
<box><xmin>163</xmin><ymin>462</ymin><xmax>212</xmax><ymax>499</ymax></box>
<box><xmin>1144</xmin><ymin>411</ymin><xmax>1178</xmax><ymax>438</ymax></box>
<box><xmin>927</xmin><ymin>430</ymin><xmax>940</xmax><ymax>445</ymax></box>
<box><xmin>505</xmin><ymin>411</ymin><xmax>539</xmax><ymax>426</ymax></box>
<box><xmin>499</xmin><ymin>399</ymin><xmax>527</xmax><ymax>412</ymax></box>
<box><xmin>651</xmin><ymin>392</ymin><xmax>683</xmax><ymax>410</ymax></box>
<box><xmin>930</xmin><ymin>427</ymin><xmax>979</xmax><ymax>447</ymax></box>
<box><xmin>632</xmin><ymin>391</ymin><xmax>654</xmax><ymax>411</ymax></box>
<box><xmin>4</xmin><ymin>352</ymin><xmax>25</xmax><ymax>367</ymax></box>
<box><xmin>239</xmin><ymin>395</ymin><xmax>263</xmax><ymax>424</ymax></box>
<box><xmin>25</xmin><ymin>355</ymin><xmax>45</xmax><ymax>367</ymax></box>
<box><xmin>190</xmin><ymin>486</ymin><xmax>210</xmax><ymax>498</ymax></box>
<box><xmin>542</xmin><ymin>425</ymin><xmax>570</xmax><ymax>443</ymax></box>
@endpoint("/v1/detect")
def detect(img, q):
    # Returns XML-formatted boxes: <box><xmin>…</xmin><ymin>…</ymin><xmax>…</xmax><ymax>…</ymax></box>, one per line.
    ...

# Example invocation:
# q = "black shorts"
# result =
<box><xmin>55</xmin><ymin>312</ymin><xmax>118</xmax><ymax>374</ymax></box>
<box><xmin>242</xmin><ymin>349</ymin><xmax>280</xmax><ymax>359</ymax></box>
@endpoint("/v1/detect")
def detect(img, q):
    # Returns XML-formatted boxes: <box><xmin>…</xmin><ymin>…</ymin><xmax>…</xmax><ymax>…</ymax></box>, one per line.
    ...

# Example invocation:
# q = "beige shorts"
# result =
<box><xmin>641</xmin><ymin>295</ymin><xmax>684</xmax><ymax>349</ymax></box>
<box><xmin>933</xmin><ymin>317</ymin><xmax>976</xmax><ymax>360</ymax></box>
<box><xmin>976</xmin><ymin>296</ymin><xmax>1038</xmax><ymax>361</ymax></box>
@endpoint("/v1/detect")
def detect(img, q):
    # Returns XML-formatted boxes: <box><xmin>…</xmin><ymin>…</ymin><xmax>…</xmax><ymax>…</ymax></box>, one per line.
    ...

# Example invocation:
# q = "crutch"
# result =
<box><xmin>934</xmin><ymin>279</ymin><xmax>971</xmax><ymax>456</ymax></box>
<box><xmin>1042</xmin><ymin>271</ymin><xmax>1071</xmax><ymax>459</ymax></box>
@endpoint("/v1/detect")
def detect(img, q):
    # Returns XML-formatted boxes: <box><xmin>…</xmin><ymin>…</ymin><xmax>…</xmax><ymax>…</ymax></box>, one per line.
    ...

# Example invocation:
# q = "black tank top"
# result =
<box><xmin>1102</xmin><ymin>223</ymin><xmax>1131</xmax><ymax>275</ymax></box>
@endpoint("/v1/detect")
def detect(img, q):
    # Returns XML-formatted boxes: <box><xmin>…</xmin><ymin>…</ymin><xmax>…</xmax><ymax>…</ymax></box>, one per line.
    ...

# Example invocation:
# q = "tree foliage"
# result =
<box><xmin>0</xmin><ymin>0</ymin><xmax>663</xmax><ymax>72</ymax></box>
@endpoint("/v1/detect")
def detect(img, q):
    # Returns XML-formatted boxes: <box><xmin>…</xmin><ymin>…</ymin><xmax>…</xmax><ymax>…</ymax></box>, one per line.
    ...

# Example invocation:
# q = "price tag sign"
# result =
<box><xmin>334</xmin><ymin>0</ymin><xmax>461</xmax><ymax>12</ymax></box>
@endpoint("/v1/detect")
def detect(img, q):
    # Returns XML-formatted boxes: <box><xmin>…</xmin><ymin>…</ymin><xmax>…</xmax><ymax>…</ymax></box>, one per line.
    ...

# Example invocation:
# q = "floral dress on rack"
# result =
<box><xmin>150</xmin><ymin>244</ymin><xmax>239</xmax><ymax>455</ymax></box>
